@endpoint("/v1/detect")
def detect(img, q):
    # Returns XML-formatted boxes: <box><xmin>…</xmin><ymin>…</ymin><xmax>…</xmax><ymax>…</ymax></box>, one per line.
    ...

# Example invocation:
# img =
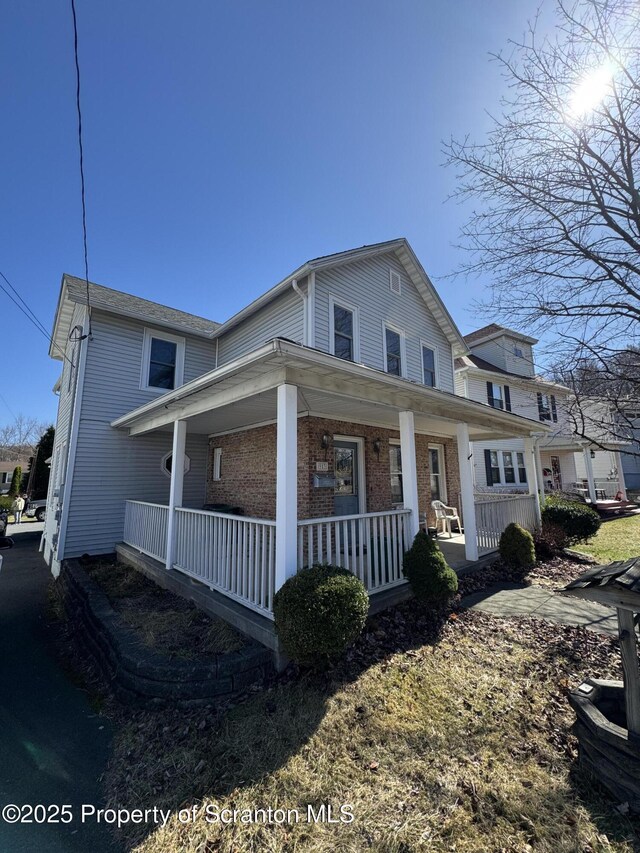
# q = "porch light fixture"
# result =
<box><xmin>373</xmin><ymin>438</ymin><xmax>382</xmax><ymax>459</ymax></box>
<box><xmin>320</xmin><ymin>433</ymin><xmax>331</xmax><ymax>450</ymax></box>
<box><xmin>590</xmin><ymin>449</ymin><xmax>596</xmax><ymax>459</ymax></box>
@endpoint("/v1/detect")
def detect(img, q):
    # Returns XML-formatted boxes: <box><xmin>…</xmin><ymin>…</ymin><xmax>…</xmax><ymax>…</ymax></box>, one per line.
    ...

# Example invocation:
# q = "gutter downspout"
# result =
<box><xmin>291</xmin><ymin>279</ymin><xmax>308</xmax><ymax>347</ymax></box>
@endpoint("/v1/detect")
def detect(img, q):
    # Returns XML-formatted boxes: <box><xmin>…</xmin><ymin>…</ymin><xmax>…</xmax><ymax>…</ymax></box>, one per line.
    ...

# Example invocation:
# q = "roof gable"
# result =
<box><xmin>213</xmin><ymin>238</ymin><xmax>467</xmax><ymax>354</ymax></box>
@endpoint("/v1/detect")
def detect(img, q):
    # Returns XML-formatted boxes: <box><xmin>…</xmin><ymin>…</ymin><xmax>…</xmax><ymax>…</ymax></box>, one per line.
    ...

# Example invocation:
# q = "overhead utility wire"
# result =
<box><xmin>0</xmin><ymin>270</ymin><xmax>52</xmax><ymax>340</ymax></box>
<box><xmin>0</xmin><ymin>269</ymin><xmax>74</xmax><ymax>367</ymax></box>
<box><xmin>70</xmin><ymin>0</ymin><xmax>92</xmax><ymax>336</ymax></box>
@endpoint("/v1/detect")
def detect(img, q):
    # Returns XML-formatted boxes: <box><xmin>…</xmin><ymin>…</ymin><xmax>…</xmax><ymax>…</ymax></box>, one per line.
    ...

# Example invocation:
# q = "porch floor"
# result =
<box><xmin>434</xmin><ymin>532</ymin><xmax>476</xmax><ymax>569</ymax></box>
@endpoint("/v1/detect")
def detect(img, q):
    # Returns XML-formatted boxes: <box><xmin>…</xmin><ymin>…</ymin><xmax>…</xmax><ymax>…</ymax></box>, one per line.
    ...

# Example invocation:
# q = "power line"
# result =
<box><xmin>0</xmin><ymin>270</ymin><xmax>52</xmax><ymax>340</ymax></box>
<box><xmin>70</xmin><ymin>0</ymin><xmax>92</xmax><ymax>336</ymax></box>
<box><xmin>0</xmin><ymin>268</ymin><xmax>74</xmax><ymax>366</ymax></box>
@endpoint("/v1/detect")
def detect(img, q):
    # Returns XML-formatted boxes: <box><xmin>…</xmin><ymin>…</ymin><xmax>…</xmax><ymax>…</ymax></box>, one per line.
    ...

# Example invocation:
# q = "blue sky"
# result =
<box><xmin>2</xmin><ymin>0</ymin><xmax>549</xmax><ymax>426</ymax></box>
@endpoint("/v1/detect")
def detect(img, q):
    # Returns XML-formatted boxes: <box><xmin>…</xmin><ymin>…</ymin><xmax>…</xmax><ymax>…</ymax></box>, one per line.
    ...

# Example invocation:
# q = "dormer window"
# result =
<box><xmin>514</xmin><ymin>346</ymin><xmax>524</xmax><ymax>358</ymax></box>
<box><xmin>141</xmin><ymin>329</ymin><xmax>185</xmax><ymax>392</ymax></box>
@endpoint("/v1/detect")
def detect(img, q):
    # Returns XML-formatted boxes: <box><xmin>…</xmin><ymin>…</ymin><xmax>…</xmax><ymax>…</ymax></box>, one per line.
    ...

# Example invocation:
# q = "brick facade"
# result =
<box><xmin>207</xmin><ymin>416</ymin><xmax>460</xmax><ymax>525</ymax></box>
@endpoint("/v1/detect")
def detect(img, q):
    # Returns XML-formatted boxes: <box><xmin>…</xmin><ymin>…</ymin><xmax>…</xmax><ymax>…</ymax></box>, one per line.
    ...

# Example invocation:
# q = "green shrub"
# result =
<box><xmin>499</xmin><ymin>522</ymin><xmax>536</xmax><ymax>568</ymax></box>
<box><xmin>0</xmin><ymin>496</ymin><xmax>11</xmax><ymax>512</ymax></box>
<box><xmin>402</xmin><ymin>531</ymin><xmax>458</xmax><ymax>602</ymax></box>
<box><xmin>273</xmin><ymin>564</ymin><xmax>369</xmax><ymax>666</ymax></box>
<box><xmin>541</xmin><ymin>498</ymin><xmax>601</xmax><ymax>545</ymax></box>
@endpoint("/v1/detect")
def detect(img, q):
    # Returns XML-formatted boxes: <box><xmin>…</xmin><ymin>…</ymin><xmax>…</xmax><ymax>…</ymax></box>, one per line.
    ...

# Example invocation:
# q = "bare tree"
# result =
<box><xmin>444</xmin><ymin>0</ymin><xmax>640</xmax><ymax>439</ymax></box>
<box><xmin>0</xmin><ymin>414</ymin><xmax>50</xmax><ymax>461</ymax></box>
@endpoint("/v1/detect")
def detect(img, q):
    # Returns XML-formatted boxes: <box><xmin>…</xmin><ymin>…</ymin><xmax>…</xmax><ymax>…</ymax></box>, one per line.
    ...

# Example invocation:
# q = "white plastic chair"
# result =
<box><xmin>431</xmin><ymin>500</ymin><xmax>461</xmax><ymax>538</ymax></box>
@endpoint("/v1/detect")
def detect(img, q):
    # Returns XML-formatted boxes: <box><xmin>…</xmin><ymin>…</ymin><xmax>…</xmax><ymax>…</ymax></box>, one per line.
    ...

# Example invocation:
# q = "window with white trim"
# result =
<box><xmin>422</xmin><ymin>345</ymin><xmax>436</xmax><ymax>387</ymax></box>
<box><xmin>487</xmin><ymin>382</ymin><xmax>504</xmax><ymax>409</ymax></box>
<box><xmin>333</xmin><ymin>304</ymin><xmax>354</xmax><ymax>361</ymax></box>
<box><xmin>161</xmin><ymin>451</ymin><xmax>191</xmax><ymax>478</ymax></box>
<box><xmin>517</xmin><ymin>452</ymin><xmax>527</xmax><ymax>483</ymax></box>
<box><xmin>141</xmin><ymin>329</ymin><xmax>185</xmax><ymax>392</ymax></box>
<box><xmin>212</xmin><ymin>447</ymin><xmax>222</xmax><ymax>480</ymax></box>
<box><xmin>389</xmin><ymin>442</ymin><xmax>403</xmax><ymax>505</ymax></box>
<box><xmin>489</xmin><ymin>450</ymin><xmax>501</xmax><ymax>484</ymax></box>
<box><xmin>503</xmin><ymin>451</ymin><xmax>516</xmax><ymax>483</ymax></box>
<box><xmin>384</xmin><ymin>326</ymin><xmax>403</xmax><ymax>376</ymax></box>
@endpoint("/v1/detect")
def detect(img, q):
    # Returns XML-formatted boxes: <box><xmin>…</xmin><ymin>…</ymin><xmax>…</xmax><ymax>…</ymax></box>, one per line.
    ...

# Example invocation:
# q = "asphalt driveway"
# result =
<box><xmin>0</xmin><ymin>526</ymin><xmax>119</xmax><ymax>852</ymax></box>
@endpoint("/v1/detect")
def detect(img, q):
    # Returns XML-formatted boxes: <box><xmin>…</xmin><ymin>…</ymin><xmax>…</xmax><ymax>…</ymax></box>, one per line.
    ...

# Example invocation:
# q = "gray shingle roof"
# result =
<box><xmin>463</xmin><ymin>323</ymin><xmax>506</xmax><ymax>344</ymax></box>
<box><xmin>64</xmin><ymin>275</ymin><xmax>220</xmax><ymax>337</ymax></box>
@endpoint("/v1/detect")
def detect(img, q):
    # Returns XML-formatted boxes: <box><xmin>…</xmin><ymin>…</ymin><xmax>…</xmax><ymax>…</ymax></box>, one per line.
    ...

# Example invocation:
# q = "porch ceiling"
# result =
<box><xmin>112</xmin><ymin>339</ymin><xmax>550</xmax><ymax>441</ymax></box>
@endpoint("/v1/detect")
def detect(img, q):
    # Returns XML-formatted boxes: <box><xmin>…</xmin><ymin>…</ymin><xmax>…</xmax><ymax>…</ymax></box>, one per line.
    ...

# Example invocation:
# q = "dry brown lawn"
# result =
<box><xmin>104</xmin><ymin>605</ymin><xmax>639</xmax><ymax>853</ymax></box>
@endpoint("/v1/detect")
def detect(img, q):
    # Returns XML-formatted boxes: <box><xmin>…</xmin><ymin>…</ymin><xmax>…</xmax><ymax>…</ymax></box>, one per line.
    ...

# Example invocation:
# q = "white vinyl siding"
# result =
<box><xmin>216</xmin><ymin>286</ymin><xmax>305</xmax><ymax>366</ymax></box>
<box><xmin>59</xmin><ymin>309</ymin><xmax>217</xmax><ymax>557</ymax></box>
<box><xmin>473</xmin><ymin>438</ymin><xmax>530</xmax><ymax>491</ymax></box>
<box><xmin>313</xmin><ymin>252</ymin><xmax>456</xmax><ymax>392</ymax></box>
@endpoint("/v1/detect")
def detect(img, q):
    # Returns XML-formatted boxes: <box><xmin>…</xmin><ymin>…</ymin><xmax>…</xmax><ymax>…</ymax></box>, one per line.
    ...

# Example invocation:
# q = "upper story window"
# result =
<box><xmin>514</xmin><ymin>346</ymin><xmax>524</xmax><ymax>358</ymax></box>
<box><xmin>141</xmin><ymin>329</ymin><xmax>185</xmax><ymax>392</ymax></box>
<box><xmin>486</xmin><ymin>381</ymin><xmax>511</xmax><ymax>411</ymax></box>
<box><xmin>384</xmin><ymin>325</ymin><xmax>404</xmax><ymax>377</ymax></box>
<box><xmin>537</xmin><ymin>392</ymin><xmax>558</xmax><ymax>422</ymax></box>
<box><xmin>334</xmin><ymin>305</ymin><xmax>354</xmax><ymax>360</ymax></box>
<box><xmin>329</xmin><ymin>297</ymin><xmax>359</xmax><ymax>362</ymax></box>
<box><xmin>422</xmin><ymin>344</ymin><xmax>436</xmax><ymax>387</ymax></box>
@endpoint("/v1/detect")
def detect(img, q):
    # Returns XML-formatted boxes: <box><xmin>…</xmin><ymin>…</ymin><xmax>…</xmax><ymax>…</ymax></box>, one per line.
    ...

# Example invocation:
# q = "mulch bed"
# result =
<box><xmin>83</xmin><ymin>558</ymin><xmax>246</xmax><ymax>660</ymax></box>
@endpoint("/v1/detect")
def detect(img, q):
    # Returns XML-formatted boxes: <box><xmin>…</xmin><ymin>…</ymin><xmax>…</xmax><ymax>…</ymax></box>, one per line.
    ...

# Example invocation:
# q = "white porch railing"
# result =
<box><xmin>173</xmin><ymin>508</ymin><xmax>276</xmax><ymax>618</ymax></box>
<box><xmin>297</xmin><ymin>509</ymin><xmax>412</xmax><ymax>593</ymax></box>
<box><xmin>475</xmin><ymin>494</ymin><xmax>539</xmax><ymax>555</ymax></box>
<box><xmin>123</xmin><ymin>500</ymin><xmax>169</xmax><ymax>562</ymax></box>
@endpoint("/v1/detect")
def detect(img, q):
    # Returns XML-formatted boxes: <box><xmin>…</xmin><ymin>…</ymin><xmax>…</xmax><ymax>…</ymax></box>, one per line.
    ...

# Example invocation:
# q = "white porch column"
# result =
<box><xmin>615</xmin><ymin>451</ymin><xmax>628</xmax><ymax>500</ymax></box>
<box><xmin>399</xmin><ymin>410</ymin><xmax>420</xmax><ymax>540</ymax></box>
<box><xmin>275</xmin><ymin>383</ymin><xmax>298</xmax><ymax>591</ymax></box>
<box><xmin>456</xmin><ymin>422</ymin><xmax>478</xmax><ymax>562</ymax></box>
<box><xmin>583</xmin><ymin>446</ymin><xmax>597</xmax><ymax>503</ymax></box>
<box><xmin>523</xmin><ymin>436</ymin><xmax>542</xmax><ymax>527</ymax></box>
<box><xmin>166</xmin><ymin>419</ymin><xmax>187</xmax><ymax>570</ymax></box>
<box><xmin>534</xmin><ymin>443</ymin><xmax>545</xmax><ymax>496</ymax></box>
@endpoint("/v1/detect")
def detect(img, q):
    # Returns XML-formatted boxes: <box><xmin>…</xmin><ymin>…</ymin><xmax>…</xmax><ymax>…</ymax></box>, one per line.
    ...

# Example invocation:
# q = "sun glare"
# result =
<box><xmin>568</xmin><ymin>62</ymin><xmax>615</xmax><ymax>117</ymax></box>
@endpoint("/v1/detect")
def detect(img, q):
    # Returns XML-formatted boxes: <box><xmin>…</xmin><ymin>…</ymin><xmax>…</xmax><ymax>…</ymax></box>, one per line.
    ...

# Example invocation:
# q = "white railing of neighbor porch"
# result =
<box><xmin>123</xmin><ymin>501</ymin><xmax>169</xmax><ymax>562</ymax></box>
<box><xmin>297</xmin><ymin>509</ymin><xmax>412</xmax><ymax>593</ymax></box>
<box><xmin>475</xmin><ymin>494</ymin><xmax>539</xmax><ymax>555</ymax></box>
<box><xmin>173</xmin><ymin>507</ymin><xmax>276</xmax><ymax>618</ymax></box>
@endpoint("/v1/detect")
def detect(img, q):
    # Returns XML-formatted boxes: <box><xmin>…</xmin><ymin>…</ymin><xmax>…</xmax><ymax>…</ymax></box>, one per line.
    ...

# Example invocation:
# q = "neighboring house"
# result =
<box><xmin>0</xmin><ymin>459</ymin><xmax>28</xmax><ymax>495</ymax></box>
<box><xmin>455</xmin><ymin>324</ymin><xmax>629</xmax><ymax>502</ymax></box>
<box><xmin>43</xmin><ymin>239</ymin><xmax>551</xmax><ymax>650</ymax></box>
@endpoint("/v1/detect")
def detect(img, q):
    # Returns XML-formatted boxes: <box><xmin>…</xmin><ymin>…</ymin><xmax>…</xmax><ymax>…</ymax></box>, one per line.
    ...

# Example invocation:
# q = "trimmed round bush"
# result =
<box><xmin>402</xmin><ymin>531</ymin><xmax>458</xmax><ymax>602</ymax></box>
<box><xmin>273</xmin><ymin>564</ymin><xmax>369</xmax><ymax>666</ymax></box>
<box><xmin>541</xmin><ymin>498</ymin><xmax>601</xmax><ymax>545</ymax></box>
<box><xmin>499</xmin><ymin>522</ymin><xmax>536</xmax><ymax>568</ymax></box>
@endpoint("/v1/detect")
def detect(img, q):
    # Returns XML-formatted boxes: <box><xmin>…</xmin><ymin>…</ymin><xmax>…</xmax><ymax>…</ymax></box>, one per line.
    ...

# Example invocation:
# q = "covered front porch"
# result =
<box><xmin>112</xmin><ymin>340</ymin><xmax>545</xmax><ymax>634</ymax></box>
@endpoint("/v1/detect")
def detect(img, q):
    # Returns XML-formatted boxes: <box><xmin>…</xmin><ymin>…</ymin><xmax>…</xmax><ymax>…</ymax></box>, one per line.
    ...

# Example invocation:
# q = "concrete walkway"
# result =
<box><xmin>0</xmin><ymin>527</ymin><xmax>119</xmax><ymax>852</ymax></box>
<box><xmin>461</xmin><ymin>582</ymin><xmax>619</xmax><ymax>636</ymax></box>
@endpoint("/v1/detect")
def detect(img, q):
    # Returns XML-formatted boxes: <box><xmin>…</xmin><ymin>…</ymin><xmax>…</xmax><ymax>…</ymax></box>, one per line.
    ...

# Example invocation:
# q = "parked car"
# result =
<box><xmin>25</xmin><ymin>499</ymin><xmax>46</xmax><ymax>522</ymax></box>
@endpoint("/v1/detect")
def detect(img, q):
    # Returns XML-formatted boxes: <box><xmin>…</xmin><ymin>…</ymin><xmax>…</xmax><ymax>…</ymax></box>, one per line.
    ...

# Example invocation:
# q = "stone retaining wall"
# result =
<box><xmin>60</xmin><ymin>559</ymin><xmax>274</xmax><ymax>708</ymax></box>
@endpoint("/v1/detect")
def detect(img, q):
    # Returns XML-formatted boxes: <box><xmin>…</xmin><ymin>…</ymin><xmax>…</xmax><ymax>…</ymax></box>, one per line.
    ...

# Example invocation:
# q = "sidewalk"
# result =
<box><xmin>460</xmin><ymin>582</ymin><xmax>618</xmax><ymax>636</ymax></box>
<box><xmin>0</xmin><ymin>527</ymin><xmax>119</xmax><ymax>852</ymax></box>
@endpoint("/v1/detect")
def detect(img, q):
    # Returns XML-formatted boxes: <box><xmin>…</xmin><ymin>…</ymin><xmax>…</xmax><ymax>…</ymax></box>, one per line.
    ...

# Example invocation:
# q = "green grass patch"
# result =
<box><xmin>573</xmin><ymin>515</ymin><xmax>640</xmax><ymax>563</ymax></box>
